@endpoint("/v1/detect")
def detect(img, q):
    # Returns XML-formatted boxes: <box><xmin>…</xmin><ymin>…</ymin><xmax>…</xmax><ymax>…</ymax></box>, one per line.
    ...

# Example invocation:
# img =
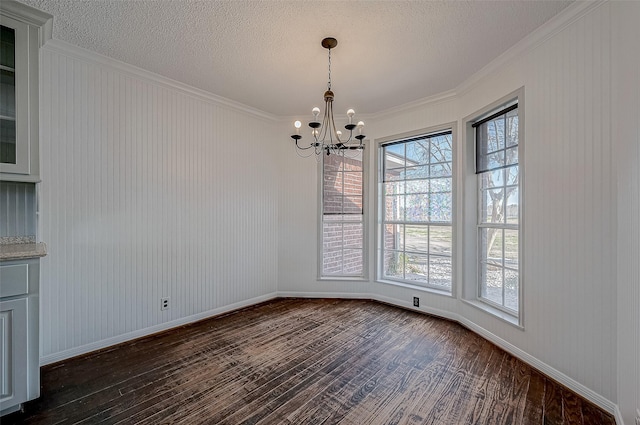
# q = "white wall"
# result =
<box><xmin>279</xmin><ymin>1</ymin><xmax>625</xmax><ymax>417</ymax></box>
<box><xmin>612</xmin><ymin>2</ymin><xmax>640</xmax><ymax>424</ymax></box>
<box><xmin>38</xmin><ymin>40</ymin><xmax>280</xmax><ymax>363</ymax></box>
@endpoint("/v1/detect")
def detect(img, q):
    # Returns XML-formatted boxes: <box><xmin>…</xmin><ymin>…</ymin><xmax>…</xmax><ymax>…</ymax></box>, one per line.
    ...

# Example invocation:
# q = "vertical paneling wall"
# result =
<box><xmin>0</xmin><ymin>181</ymin><xmax>36</xmax><ymax>237</ymax></box>
<box><xmin>459</xmin><ymin>2</ymin><xmax>616</xmax><ymax>401</ymax></box>
<box><xmin>612</xmin><ymin>2</ymin><xmax>640</xmax><ymax>424</ymax></box>
<box><xmin>38</xmin><ymin>41</ymin><xmax>279</xmax><ymax>362</ymax></box>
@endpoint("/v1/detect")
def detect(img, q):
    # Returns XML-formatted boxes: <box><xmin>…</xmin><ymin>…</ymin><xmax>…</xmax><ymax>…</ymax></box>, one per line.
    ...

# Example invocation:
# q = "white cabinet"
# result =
<box><xmin>0</xmin><ymin>259</ymin><xmax>39</xmax><ymax>417</ymax></box>
<box><xmin>0</xmin><ymin>1</ymin><xmax>51</xmax><ymax>182</ymax></box>
<box><xmin>0</xmin><ymin>298</ymin><xmax>28</xmax><ymax>415</ymax></box>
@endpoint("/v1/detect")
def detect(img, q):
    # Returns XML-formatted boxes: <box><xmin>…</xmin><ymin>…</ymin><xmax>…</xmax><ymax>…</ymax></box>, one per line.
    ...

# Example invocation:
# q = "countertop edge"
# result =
<box><xmin>0</xmin><ymin>242</ymin><xmax>47</xmax><ymax>261</ymax></box>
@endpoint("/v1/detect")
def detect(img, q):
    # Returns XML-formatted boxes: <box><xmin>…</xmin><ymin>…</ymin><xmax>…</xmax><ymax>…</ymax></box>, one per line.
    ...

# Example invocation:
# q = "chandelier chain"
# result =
<box><xmin>327</xmin><ymin>48</ymin><xmax>332</xmax><ymax>90</ymax></box>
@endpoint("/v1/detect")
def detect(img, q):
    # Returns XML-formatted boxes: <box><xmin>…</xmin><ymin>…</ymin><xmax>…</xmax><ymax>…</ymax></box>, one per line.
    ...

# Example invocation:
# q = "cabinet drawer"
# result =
<box><xmin>0</xmin><ymin>264</ymin><xmax>28</xmax><ymax>298</ymax></box>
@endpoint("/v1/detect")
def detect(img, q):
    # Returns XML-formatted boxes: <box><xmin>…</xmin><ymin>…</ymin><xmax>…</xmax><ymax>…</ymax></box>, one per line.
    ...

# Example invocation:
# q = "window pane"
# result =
<box><xmin>429</xmin><ymin>192</ymin><xmax>452</xmax><ymax>222</ymax></box>
<box><xmin>481</xmin><ymin>263</ymin><xmax>503</xmax><ymax>305</ymax></box>
<box><xmin>430</xmin><ymin>163</ymin><xmax>452</xmax><ymax>178</ymax></box>
<box><xmin>406</xmin><ymin>194</ymin><xmax>429</xmax><ymax>222</ymax></box>
<box><xmin>430</xmin><ymin>178</ymin><xmax>451</xmax><ymax>193</ymax></box>
<box><xmin>506</xmin><ymin>146</ymin><xmax>518</xmax><ymax>165</ymax></box>
<box><xmin>405</xmin><ymin>179</ymin><xmax>428</xmax><ymax>194</ymax></box>
<box><xmin>343</xmin><ymin>151</ymin><xmax>363</xmax><ymax>171</ymax></box>
<box><xmin>506</xmin><ymin>187</ymin><xmax>519</xmax><ymax>224</ymax></box>
<box><xmin>0</xmin><ymin>118</ymin><xmax>16</xmax><ymax>164</ymax></box>
<box><xmin>323</xmin><ymin>196</ymin><xmax>343</xmax><ymax>215</ymax></box>
<box><xmin>487</xmin><ymin>118</ymin><xmax>505</xmax><ymax>152</ymax></box>
<box><xmin>343</xmin><ymin>222</ymin><xmax>363</xmax><ymax>248</ymax></box>
<box><xmin>384</xmin><ymin>181</ymin><xmax>404</xmax><ymax>196</ymax></box>
<box><xmin>405</xmin><ymin>165</ymin><xmax>429</xmax><ymax>180</ymax></box>
<box><xmin>384</xmin><ymin>145</ymin><xmax>405</xmax><ymax>168</ymax></box>
<box><xmin>0</xmin><ymin>69</ymin><xmax>16</xmax><ymax>118</ymax></box>
<box><xmin>481</xmin><ymin>188</ymin><xmax>504</xmax><ymax>224</ymax></box>
<box><xmin>481</xmin><ymin>228</ymin><xmax>503</xmax><ymax>266</ymax></box>
<box><xmin>384</xmin><ymin>251</ymin><xmax>404</xmax><ymax>279</ymax></box>
<box><xmin>343</xmin><ymin>249</ymin><xmax>363</xmax><ymax>275</ymax></box>
<box><xmin>384</xmin><ymin>224</ymin><xmax>403</xmax><ymax>252</ymax></box>
<box><xmin>504</xmin><ymin>229</ymin><xmax>518</xmax><ymax>269</ymax></box>
<box><xmin>506</xmin><ymin>165</ymin><xmax>519</xmax><ymax>185</ymax></box>
<box><xmin>323</xmin><ymin>248</ymin><xmax>343</xmax><ymax>275</ymax></box>
<box><xmin>323</xmin><ymin>172</ymin><xmax>342</xmax><ymax>199</ymax></box>
<box><xmin>430</xmin><ymin>135</ymin><xmax>452</xmax><ymax>163</ymax></box>
<box><xmin>506</xmin><ymin>110</ymin><xmax>518</xmax><ymax>147</ymax></box>
<box><xmin>405</xmin><ymin>225</ymin><xmax>428</xmax><ymax>253</ymax></box>
<box><xmin>429</xmin><ymin>256</ymin><xmax>452</xmax><ymax>289</ymax></box>
<box><xmin>405</xmin><ymin>141</ymin><xmax>429</xmax><ymax>165</ymax></box>
<box><xmin>0</xmin><ymin>26</ymin><xmax>15</xmax><ymax>69</ymax></box>
<box><xmin>429</xmin><ymin>226</ymin><xmax>452</xmax><ymax>255</ymax></box>
<box><xmin>384</xmin><ymin>194</ymin><xmax>404</xmax><ymax>221</ymax></box>
<box><xmin>405</xmin><ymin>253</ymin><xmax>428</xmax><ymax>283</ymax></box>
<box><xmin>323</xmin><ymin>153</ymin><xmax>344</xmax><ymax>171</ymax></box>
<box><xmin>505</xmin><ymin>270</ymin><xmax>519</xmax><ymax>311</ymax></box>
<box><xmin>323</xmin><ymin>222</ymin><xmax>342</xmax><ymax>250</ymax></box>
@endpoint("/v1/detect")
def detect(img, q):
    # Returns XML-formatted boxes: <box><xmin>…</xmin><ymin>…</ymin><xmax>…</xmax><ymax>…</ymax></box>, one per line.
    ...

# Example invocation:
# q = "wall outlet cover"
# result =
<box><xmin>413</xmin><ymin>297</ymin><xmax>419</xmax><ymax>307</ymax></box>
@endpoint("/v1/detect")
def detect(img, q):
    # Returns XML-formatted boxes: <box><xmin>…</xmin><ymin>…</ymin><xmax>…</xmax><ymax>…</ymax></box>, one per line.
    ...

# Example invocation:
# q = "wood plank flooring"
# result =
<box><xmin>4</xmin><ymin>299</ymin><xmax>615</xmax><ymax>425</ymax></box>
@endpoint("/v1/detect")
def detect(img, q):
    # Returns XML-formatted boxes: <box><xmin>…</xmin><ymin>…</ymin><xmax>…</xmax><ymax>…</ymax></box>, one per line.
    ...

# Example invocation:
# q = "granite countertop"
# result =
<box><xmin>0</xmin><ymin>236</ymin><xmax>47</xmax><ymax>261</ymax></box>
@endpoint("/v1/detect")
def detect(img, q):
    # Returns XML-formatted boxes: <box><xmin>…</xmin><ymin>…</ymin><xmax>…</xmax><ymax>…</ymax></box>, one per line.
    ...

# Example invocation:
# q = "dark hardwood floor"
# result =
<box><xmin>5</xmin><ymin>299</ymin><xmax>615</xmax><ymax>424</ymax></box>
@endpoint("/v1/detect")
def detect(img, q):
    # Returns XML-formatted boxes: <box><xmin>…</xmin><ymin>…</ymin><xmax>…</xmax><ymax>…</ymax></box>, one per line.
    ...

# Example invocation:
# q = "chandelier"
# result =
<box><xmin>291</xmin><ymin>37</ymin><xmax>365</xmax><ymax>157</ymax></box>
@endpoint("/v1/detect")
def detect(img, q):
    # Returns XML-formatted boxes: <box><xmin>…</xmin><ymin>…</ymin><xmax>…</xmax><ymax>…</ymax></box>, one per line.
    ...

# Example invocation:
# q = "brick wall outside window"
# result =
<box><xmin>322</xmin><ymin>151</ymin><xmax>364</xmax><ymax>276</ymax></box>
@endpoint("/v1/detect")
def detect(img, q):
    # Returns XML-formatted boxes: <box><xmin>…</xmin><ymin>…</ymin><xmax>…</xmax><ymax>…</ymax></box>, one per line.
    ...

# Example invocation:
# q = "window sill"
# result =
<box><xmin>375</xmin><ymin>279</ymin><xmax>454</xmax><ymax>298</ymax></box>
<box><xmin>461</xmin><ymin>299</ymin><xmax>524</xmax><ymax>330</ymax></box>
<box><xmin>318</xmin><ymin>276</ymin><xmax>368</xmax><ymax>283</ymax></box>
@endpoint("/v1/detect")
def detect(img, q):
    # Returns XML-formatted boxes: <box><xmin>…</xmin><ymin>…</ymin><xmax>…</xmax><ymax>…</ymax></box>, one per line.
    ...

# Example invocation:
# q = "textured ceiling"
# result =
<box><xmin>22</xmin><ymin>0</ymin><xmax>572</xmax><ymax>117</ymax></box>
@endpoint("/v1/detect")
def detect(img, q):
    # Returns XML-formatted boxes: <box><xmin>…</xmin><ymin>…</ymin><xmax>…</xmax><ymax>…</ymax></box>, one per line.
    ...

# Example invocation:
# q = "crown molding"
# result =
<box><xmin>42</xmin><ymin>39</ymin><xmax>278</xmax><ymax>122</ymax></box>
<box><xmin>456</xmin><ymin>0</ymin><xmax>608</xmax><ymax>97</ymax></box>
<box><xmin>1</xmin><ymin>0</ymin><xmax>53</xmax><ymax>47</ymax></box>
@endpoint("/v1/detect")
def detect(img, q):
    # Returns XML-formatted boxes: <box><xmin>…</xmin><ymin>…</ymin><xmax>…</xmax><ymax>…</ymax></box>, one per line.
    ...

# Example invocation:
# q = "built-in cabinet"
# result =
<box><xmin>0</xmin><ymin>1</ymin><xmax>51</xmax><ymax>182</ymax></box>
<box><xmin>0</xmin><ymin>259</ymin><xmax>39</xmax><ymax>416</ymax></box>
<box><xmin>0</xmin><ymin>1</ymin><xmax>51</xmax><ymax>416</ymax></box>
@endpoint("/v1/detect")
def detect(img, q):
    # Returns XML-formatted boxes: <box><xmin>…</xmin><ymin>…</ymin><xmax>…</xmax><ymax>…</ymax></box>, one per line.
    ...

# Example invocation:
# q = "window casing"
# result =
<box><xmin>379</xmin><ymin>131</ymin><xmax>453</xmax><ymax>292</ymax></box>
<box><xmin>320</xmin><ymin>149</ymin><xmax>365</xmax><ymax>278</ymax></box>
<box><xmin>474</xmin><ymin>104</ymin><xmax>520</xmax><ymax>314</ymax></box>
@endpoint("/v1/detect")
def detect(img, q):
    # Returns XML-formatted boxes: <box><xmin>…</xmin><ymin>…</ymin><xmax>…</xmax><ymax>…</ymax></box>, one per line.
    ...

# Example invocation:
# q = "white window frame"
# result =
<box><xmin>317</xmin><ymin>143</ymin><xmax>368</xmax><ymax>280</ymax></box>
<box><xmin>375</xmin><ymin>124</ymin><xmax>456</xmax><ymax>295</ymax></box>
<box><xmin>462</xmin><ymin>88</ymin><xmax>524</xmax><ymax>327</ymax></box>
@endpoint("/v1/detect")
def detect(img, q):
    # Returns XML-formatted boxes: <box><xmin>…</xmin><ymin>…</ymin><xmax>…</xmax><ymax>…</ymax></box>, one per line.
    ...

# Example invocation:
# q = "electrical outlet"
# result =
<box><xmin>413</xmin><ymin>297</ymin><xmax>419</xmax><ymax>307</ymax></box>
<box><xmin>161</xmin><ymin>297</ymin><xmax>170</xmax><ymax>311</ymax></box>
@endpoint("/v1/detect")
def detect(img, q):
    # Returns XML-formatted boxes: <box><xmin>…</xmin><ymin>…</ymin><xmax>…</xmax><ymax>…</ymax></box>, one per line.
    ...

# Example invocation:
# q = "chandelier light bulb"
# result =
<box><xmin>347</xmin><ymin>109</ymin><xmax>355</xmax><ymax>123</ymax></box>
<box><xmin>357</xmin><ymin>121</ymin><xmax>365</xmax><ymax>134</ymax></box>
<box><xmin>312</xmin><ymin>107</ymin><xmax>321</xmax><ymax>119</ymax></box>
<box><xmin>336</xmin><ymin>130</ymin><xmax>342</xmax><ymax>137</ymax></box>
<box><xmin>294</xmin><ymin>120</ymin><xmax>302</xmax><ymax>129</ymax></box>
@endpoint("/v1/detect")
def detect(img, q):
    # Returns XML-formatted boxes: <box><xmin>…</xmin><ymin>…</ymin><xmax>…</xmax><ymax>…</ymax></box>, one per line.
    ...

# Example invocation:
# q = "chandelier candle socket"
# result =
<box><xmin>291</xmin><ymin>37</ymin><xmax>366</xmax><ymax>157</ymax></box>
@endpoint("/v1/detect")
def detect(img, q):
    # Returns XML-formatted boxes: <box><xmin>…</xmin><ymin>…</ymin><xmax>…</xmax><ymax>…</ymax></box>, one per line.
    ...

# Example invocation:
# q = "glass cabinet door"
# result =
<box><xmin>0</xmin><ymin>16</ymin><xmax>30</xmax><ymax>176</ymax></box>
<box><xmin>0</xmin><ymin>25</ymin><xmax>17</xmax><ymax>165</ymax></box>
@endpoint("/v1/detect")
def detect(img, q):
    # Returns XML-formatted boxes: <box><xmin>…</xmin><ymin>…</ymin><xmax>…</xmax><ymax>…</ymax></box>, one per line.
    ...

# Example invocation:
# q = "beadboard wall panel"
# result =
<box><xmin>38</xmin><ymin>41</ymin><xmax>279</xmax><ymax>362</ymax></box>
<box><xmin>0</xmin><ymin>181</ymin><xmax>36</xmax><ymax>237</ymax></box>
<box><xmin>458</xmin><ymin>3</ymin><xmax>616</xmax><ymax>403</ymax></box>
<box><xmin>612</xmin><ymin>2</ymin><xmax>640</xmax><ymax>424</ymax></box>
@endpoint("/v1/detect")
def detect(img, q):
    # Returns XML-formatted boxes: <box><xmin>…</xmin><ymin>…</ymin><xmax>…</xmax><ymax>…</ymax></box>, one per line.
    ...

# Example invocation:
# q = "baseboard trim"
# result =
<box><xmin>39</xmin><ymin>292</ymin><xmax>278</xmax><ymax>366</ymax></box>
<box><xmin>40</xmin><ymin>291</ymin><xmax>622</xmax><ymax>424</ymax></box>
<box><xmin>278</xmin><ymin>290</ymin><xmax>621</xmax><ymax>423</ymax></box>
